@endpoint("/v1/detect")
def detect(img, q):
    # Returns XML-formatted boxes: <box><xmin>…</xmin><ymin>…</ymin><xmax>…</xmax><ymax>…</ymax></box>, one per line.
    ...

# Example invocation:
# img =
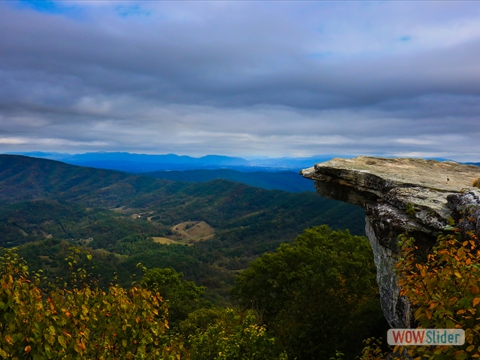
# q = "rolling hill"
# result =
<box><xmin>0</xmin><ymin>154</ymin><xmax>365</xmax><ymax>300</ymax></box>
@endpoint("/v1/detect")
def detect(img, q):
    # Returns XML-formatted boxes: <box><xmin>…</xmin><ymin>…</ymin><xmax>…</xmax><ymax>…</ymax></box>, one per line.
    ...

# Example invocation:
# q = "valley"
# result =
<box><xmin>0</xmin><ymin>154</ymin><xmax>365</xmax><ymax>302</ymax></box>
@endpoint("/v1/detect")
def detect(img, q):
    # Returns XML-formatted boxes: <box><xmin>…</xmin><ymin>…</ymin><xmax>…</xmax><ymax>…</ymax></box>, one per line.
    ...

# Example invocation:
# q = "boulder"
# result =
<box><xmin>301</xmin><ymin>156</ymin><xmax>480</xmax><ymax>328</ymax></box>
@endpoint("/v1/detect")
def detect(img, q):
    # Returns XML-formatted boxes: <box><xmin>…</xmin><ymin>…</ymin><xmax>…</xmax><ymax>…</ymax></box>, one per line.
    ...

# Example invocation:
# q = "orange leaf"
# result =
<box><xmin>449</xmin><ymin>296</ymin><xmax>459</xmax><ymax>305</ymax></box>
<box><xmin>425</xmin><ymin>309</ymin><xmax>432</xmax><ymax>319</ymax></box>
<box><xmin>472</xmin><ymin>285</ymin><xmax>480</xmax><ymax>294</ymax></box>
<box><xmin>473</xmin><ymin>297</ymin><xmax>480</xmax><ymax>307</ymax></box>
<box><xmin>24</xmin><ymin>345</ymin><xmax>31</xmax><ymax>354</ymax></box>
<box><xmin>77</xmin><ymin>339</ymin><xmax>86</xmax><ymax>351</ymax></box>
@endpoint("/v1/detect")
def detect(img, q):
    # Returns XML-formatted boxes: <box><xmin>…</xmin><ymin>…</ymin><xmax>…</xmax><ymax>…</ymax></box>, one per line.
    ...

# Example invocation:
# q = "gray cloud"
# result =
<box><xmin>0</xmin><ymin>1</ymin><xmax>479</xmax><ymax>161</ymax></box>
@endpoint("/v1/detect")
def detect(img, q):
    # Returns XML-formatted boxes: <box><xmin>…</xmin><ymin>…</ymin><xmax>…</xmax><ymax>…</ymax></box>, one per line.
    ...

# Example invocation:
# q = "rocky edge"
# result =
<box><xmin>301</xmin><ymin>156</ymin><xmax>480</xmax><ymax>328</ymax></box>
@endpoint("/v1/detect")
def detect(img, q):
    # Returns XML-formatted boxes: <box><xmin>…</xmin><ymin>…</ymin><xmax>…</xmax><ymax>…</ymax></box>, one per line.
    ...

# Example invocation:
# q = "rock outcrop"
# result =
<box><xmin>301</xmin><ymin>156</ymin><xmax>480</xmax><ymax>328</ymax></box>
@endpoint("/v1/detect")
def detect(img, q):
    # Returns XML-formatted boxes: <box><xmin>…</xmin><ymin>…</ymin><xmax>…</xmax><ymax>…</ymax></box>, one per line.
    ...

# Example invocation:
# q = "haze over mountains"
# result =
<box><xmin>7</xmin><ymin>151</ymin><xmax>340</xmax><ymax>172</ymax></box>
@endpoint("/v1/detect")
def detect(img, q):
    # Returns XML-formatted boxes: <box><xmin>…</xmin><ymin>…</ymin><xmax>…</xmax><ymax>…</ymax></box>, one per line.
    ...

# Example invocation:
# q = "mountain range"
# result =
<box><xmin>6</xmin><ymin>151</ymin><xmax>341</xmax><ymax>172</ymax></box>
<box><xmin>0</xmin><ymin>154</ymin><xmax>365</xmax><ymax>300</ymax></box>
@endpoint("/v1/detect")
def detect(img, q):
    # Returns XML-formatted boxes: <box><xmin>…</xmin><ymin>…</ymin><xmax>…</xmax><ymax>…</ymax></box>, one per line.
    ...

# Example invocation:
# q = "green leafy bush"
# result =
<box><xmin>185</xmin><ymin>308</ymin><xmax>287</xmax><ymax>360</ymax></box>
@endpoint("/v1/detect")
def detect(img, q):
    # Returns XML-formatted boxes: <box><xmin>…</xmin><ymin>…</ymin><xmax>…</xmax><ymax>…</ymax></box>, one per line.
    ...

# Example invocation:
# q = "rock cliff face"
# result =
<box><xmin>301</xmin><ymin>156</ymin><xmax>480</xmax><ymax>328</ymax></box>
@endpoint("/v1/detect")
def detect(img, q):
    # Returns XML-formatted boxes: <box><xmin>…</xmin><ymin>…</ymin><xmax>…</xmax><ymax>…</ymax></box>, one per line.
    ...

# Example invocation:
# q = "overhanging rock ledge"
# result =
<box><xmin>301</xmin><ymin>156</ymin><xmax>480</xmax><ymax>328</ymax></box>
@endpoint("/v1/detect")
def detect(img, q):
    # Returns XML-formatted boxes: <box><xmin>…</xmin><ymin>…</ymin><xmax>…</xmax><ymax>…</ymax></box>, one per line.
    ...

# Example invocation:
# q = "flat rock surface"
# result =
<box><xmin>302</xmin><ymin>156</ymin><xmax>480</xmax><ymax>192</ymax></box>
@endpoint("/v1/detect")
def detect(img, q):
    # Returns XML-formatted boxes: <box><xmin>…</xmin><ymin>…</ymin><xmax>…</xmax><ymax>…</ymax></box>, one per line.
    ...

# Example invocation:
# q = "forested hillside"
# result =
<box><xmin>0</xmin><ymin>155</ymin><xmax>364</xmax><ymax>302</ymax></box>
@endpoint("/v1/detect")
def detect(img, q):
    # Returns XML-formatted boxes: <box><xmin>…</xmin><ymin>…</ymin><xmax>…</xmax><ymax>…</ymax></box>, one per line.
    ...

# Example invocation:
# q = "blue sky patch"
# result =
<box><xmin>19</xmin><ymin>0</ymin><xmax>65</xmax><ymax>14</ymax></box>
<box><xmin>16</xmin><ymin>0</ymin><xmax>82</xmax><ymax>18</ymax></box>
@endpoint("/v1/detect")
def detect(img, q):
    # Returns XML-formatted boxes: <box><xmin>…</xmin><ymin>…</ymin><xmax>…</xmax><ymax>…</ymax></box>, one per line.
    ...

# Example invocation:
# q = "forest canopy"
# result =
<box><xmin>232</xmin><ymin>225</ymin><xmax>388</xmax><ymax>359</ymax></box>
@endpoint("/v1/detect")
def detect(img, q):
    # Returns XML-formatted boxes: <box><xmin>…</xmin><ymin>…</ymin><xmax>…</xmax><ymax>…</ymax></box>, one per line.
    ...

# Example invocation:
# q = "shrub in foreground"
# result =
<box><xmin>0</xmin><ymin>248</ymin><xmax>185</xmax><ymax>359</ymax></box>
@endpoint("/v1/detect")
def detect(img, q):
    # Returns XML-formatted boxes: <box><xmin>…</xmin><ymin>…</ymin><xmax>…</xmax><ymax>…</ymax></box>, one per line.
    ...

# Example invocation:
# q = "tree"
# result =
<box><xmin>232</xmin><ymin>225</ymin><xmax>386</xmax><ymax>359</ymax></box>
<box><xmin>140</xmin><ymin>267</ymin><xmax>208</xmax><ymax>328</ymax></box>
<box><xmin>183</xmin><ymin>307</ymin><xmax>287</xmax><ymax>360</ymax></box>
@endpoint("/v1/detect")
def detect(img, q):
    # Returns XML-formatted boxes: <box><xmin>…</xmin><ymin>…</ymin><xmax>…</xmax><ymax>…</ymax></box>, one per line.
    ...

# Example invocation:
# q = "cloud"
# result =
<box><xmin>0</xmin><ymin>1</ymin><xmax>479</xmax><ymax>161</ymax></box>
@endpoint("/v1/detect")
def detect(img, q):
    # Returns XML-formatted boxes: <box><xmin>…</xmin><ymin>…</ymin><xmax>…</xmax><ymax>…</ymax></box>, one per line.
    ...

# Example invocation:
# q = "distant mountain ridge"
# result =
<box><xmin>1</xmin><ymin>154</ymin><xmax>315</xmax><ymax>193</ymax></box>
<box><xmin>6</xmin><ymin>151</ymin><xmax>340</xmax><ymax>172</ymax></box>
<box><xmin>144</xmin><ymin>169</ymin><xmax>315</xmax><ymax>193</ymax></box>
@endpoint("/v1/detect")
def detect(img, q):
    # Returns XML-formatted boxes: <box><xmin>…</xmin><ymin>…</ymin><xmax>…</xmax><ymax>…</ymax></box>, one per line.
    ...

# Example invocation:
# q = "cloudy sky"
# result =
<box><xmin>1</xmin><ymin>1</ymin><xmax>479</xmax><ymax>161</ymax></box>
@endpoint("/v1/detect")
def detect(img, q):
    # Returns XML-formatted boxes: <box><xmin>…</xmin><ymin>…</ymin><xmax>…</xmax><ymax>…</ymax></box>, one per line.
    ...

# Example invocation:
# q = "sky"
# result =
<box><xmin>0</xmin><ymin>1</ymin><xmax>479</xmax><ymax>161</ymax></box>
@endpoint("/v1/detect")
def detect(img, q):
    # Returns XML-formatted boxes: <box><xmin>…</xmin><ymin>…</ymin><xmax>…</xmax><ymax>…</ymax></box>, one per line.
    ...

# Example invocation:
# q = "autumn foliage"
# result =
<box><xmin>0</xmin><ymin>248</ymin><xmax>185</xmax><ymax>359</ymax></box>
<box><xmin>395</xmin><ymin>225</ymin><xmax>480</xmax><ymax>359</ymax></box>
<box><xmin>360</xmin><ymin>211</ymin><xmax>480</xmax><ymax>360</ymax></box>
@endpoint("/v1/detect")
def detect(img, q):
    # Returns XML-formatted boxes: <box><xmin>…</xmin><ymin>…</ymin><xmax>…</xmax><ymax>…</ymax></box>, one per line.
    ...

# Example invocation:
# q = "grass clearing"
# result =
<box><xmin>171</xmin><ymin>221</ymin><xmax>215</xmax><ymax>243</ymax></box>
